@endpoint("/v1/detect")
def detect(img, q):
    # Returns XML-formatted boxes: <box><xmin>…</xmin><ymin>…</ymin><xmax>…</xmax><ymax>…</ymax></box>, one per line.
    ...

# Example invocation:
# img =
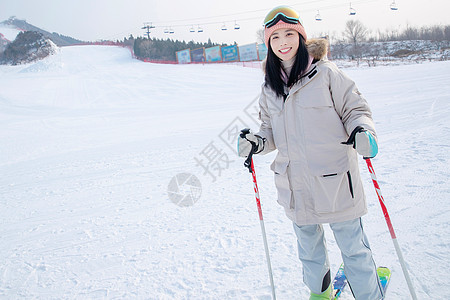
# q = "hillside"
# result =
<box><xmin>331</xmin><ymin>39</ymin><xmax>450</xmax><ymax>67</ymax></box>
<box><xmin>0</xmin><ymin>17</ymin><xmax>84</xmax><ymax>46</ymax></box>
<box><xmin>0</xmin><ymin>31</ymin><xmax>58</xmax><ymax>65</ymax></box>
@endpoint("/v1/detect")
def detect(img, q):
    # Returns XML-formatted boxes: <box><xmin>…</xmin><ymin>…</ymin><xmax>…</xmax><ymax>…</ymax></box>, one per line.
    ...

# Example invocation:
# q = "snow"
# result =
<box><xmin>0</xmin><ymin>24</ymin><xmax>23</xmax><ymax>42</ymax></box>
<box><xmin>0</xmin><ymin>45</ymin><xmax>449</xmax><ymax>299</ymax></box>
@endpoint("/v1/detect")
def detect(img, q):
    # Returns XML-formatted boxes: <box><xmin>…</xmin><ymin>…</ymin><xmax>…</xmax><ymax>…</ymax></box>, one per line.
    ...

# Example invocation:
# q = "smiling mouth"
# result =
<box><xmin>279</xmin><ymin>48</ymin><xmax>292</xmax><ymax>54</ymax></box>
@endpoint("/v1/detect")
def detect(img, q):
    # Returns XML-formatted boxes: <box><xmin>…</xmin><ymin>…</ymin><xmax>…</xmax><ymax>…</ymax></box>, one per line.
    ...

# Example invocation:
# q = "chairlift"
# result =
<box><xmin>190</xmin><ymin>25</ymin><xmax>195</xmax><ymax>33</ymax></box>
<box><xmin>390</xmin><ymin>0</ymin><xmax>398</xmax><ymax>10</ymax></box>
<box><xmin>169</xmin><ymin>28</ymin><xmax>174</xmax><ymax>34</ymax></box>
<box><xmin>315</xmin><ymin>10</ymin><xmax>322</xmax><ymax>21</ymax></box>
<box><xmin>221</xmin><ymin>23</ymin><xmax>227</xmax><ymax>31</ymax></box>
<box><xmin>349</xmin><ymin>3</ymin><xmax>356</xmax><ymax>15</ymax></box>
<box><xmin>197</xmin><ymin>25</ymin><xmax>203</xmax><ymax>33</ymax></box>
<box><xmin>164</xmin><ymin>28</ymin><xmax>169</xmax><ymax>34</ymax></box>
<box><xmin>234</xmin><ymin>21</ymin><xmax>240</xmax><ymax>30</ymax></box>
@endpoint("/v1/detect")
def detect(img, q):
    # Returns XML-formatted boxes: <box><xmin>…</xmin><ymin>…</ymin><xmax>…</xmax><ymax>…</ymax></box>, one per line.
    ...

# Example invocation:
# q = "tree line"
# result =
<box><xmin>331</xmin><ymin>21</ymin><xmax>450</xmax><ymax>60</ymax></box>
<box><xmin>340</xmin><ymin>21</ymin><xmax>450</xmax><ymax>44</ymax></box>
<box><xmin>120</xmin><ymin>35</ymin><xmax>229</xmax><ymax>61</ymax></box>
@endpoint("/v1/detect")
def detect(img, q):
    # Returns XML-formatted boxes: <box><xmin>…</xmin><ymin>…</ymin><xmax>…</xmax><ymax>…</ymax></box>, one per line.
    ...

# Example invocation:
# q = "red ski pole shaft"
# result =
<box><xmin>251</xmin><ymin>159</ymin><xmax>264</xmax><ymax>221</ymax></box>
<box><xmin>365</xmin><ymin>158</ymin><xmax>418</xmax><ymax>300</ymax></box>
<box><xmin>249</xmin><ymin>158</ymin><xmax>276</xmax><ymax>300</ymax></box>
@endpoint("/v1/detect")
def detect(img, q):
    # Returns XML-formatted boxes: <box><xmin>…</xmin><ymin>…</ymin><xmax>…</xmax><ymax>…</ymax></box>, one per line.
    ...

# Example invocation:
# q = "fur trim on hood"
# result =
<box><xmin>261</xmin><ymin>38</ymin><xmax>329</xmax><ymax>72</ymax></box>
<box><xmin>306</xmin><ymin>38</ymin><xmax>329</xmax><ymax>61</ymax></box>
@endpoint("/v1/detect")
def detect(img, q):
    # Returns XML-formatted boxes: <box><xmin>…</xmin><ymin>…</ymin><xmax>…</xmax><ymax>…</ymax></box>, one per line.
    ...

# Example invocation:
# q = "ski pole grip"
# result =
<box><xmin>341</xmin><ymin>126</ymin><xmax>365</xmax><ymax>147</ymax></box>
<box><xmin>240</xmin><ymin>128</ymin><xmax>257</xmax><ymax>173</ymax></box>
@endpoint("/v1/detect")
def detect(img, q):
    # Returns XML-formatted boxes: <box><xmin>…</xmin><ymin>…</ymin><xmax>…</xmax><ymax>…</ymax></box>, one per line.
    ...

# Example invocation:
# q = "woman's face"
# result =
<box><xmin>269</xmin><ymin>28</ymin><xmax>300</xmax><ymax>61</ymax></box>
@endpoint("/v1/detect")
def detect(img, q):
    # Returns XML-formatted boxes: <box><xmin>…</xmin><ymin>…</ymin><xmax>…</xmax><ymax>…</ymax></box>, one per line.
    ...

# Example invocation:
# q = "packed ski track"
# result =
<box><xmin>0</xmin><ymin>45</ymin><xmax>449</xmax><ymax>299</ymax></box>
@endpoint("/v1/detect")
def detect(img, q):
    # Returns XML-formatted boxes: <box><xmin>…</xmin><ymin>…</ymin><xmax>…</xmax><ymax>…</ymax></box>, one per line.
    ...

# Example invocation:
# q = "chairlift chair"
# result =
<box><xmin>169</xmin><ymin>28</ymin><xmax>174</xmax><ymax>34</ymax></box>
<box><xmin>234</xmin><ymin>21</ymin><xmax>240</xmax><ymax>30</ymax></box>
<box><xmin>315</xmin><ymin>10</ymin><xmax>322</xmax><ymax>21</ymax></box>
<box><xmin>349</xmin><ymin>3</ymin><xmax>356</xmax><ymax>15</ymax></box>
<box><xmin>190</xmin><ymin>26</ymin><xmax>195</xmax><ymax>33</ymax></box>
<box><xmin>197</xmin><ymin>26</ymin><xmax>203</xmax><ymax>33</ymax></box>
<box><xmin>221</xmin><ymin>23</ymin><xmax>227</xmax><ymax>31</ymax></box>
<box><xmin>164</xmin><ymin>28</ymin><xmax>169</xmax><ymax>34</ymax></box>
<box><xmin>390</xmin><ymin>0</ymin><xmax>398</xmax><ymax>10</ymax></box>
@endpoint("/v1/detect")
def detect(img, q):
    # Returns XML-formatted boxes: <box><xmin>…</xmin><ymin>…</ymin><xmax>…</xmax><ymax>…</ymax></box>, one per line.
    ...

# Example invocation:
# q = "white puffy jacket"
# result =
<box><xmin>256</xmin><ymin>39</ymin><xmax>377</xmax><ymax>225</ymax></box>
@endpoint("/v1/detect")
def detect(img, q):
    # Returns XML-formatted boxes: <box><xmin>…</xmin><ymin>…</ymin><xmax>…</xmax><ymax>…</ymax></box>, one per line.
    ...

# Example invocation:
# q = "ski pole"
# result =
<box><xmin>364</xmin><ymin>158</ymin><xmax>418</xmax><ymax>300</ymax></box>
<box><xmin>241</xmin><ymin>130</ymin><xmax>276</xmax><ymax>300</ymax></box>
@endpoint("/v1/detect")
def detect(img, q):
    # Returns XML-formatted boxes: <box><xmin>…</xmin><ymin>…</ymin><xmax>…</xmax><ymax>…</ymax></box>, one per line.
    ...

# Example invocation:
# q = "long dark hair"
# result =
<box><xmin>264</xmin><ymin>34</ymin><xmax>309</xmax><ymax>98</ymax></box>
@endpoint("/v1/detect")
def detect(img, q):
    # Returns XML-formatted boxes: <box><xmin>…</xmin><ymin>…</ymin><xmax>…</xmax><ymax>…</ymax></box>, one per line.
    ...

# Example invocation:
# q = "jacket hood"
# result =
<box><xmin>306</xmin><ymin>38</ymin><xmax>329</xmax><ymax>61</ymax></box>
<box><xmin>261</xmin><ymin>38</ymin><xmax>329</xmax><ymax>72</ymax></box>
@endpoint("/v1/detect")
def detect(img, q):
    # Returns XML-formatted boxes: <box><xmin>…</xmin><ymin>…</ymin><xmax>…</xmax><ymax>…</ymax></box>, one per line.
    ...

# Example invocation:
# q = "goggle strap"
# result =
<box><xmin>265</xmin><ymin>13</ymin><xmax>299</xmax><ymax>28</ymax></box>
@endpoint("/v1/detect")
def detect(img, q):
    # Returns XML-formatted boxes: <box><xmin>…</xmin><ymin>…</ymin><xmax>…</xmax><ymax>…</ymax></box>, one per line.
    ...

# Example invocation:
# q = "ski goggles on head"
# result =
<box><xmin>264</xmin><ymin>6</ymin><xmax>301</xmax><ymax>28</ymax></box>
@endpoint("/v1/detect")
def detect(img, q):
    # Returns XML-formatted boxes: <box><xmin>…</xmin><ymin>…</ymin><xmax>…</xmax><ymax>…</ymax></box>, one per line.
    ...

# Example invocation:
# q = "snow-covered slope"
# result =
<box><xmin>0</xmin><ymin>23</ymin><xmax>23</xmax><ymax>42</ymax></box>
<box><xmin>0</xmin><ymin>45</ymin><xmax>449</xmax><ymax>299</ymax></box>
<box><xmin>0</xmin><ymin>23</ymin><xmax>23</xmax><ymax>52</ymax></box>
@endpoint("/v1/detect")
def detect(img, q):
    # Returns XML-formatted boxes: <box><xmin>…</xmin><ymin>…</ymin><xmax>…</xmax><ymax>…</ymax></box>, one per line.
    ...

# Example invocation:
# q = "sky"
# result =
<box><xmin>1</xmin><ymin>0</ymin><xmax>449</xmax><ymax>45</ymax></box>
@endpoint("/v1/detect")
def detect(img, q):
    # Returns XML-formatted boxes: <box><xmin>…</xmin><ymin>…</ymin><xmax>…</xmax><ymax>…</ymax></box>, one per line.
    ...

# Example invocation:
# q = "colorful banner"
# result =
<box><xmin>238</xmin><ymin>43</ymin><xmax>258</xmax><ymax>62</ymax></box>
<box><xmin>176</xmin><ymin>49</ymin><xmax>191</xmax><ymax>64</ymax></box>
<box><xmin>191</xmin><ymin>47</ymin><xmax>205</xmax><ymax>63</ymax></box>
<box><xmin>205</xmin><ymin>46</ymin><xmax>222</xmax><ymax>62</ymax></box>
<box><xmin>221</xmin><ymin>45</ymin><xmax>239</xmax><ymax>62</ymax></box>
<box><xmin>257</xmin><ymin>43</ymin><xmax>268</xmax><ymax>61</ymax></box>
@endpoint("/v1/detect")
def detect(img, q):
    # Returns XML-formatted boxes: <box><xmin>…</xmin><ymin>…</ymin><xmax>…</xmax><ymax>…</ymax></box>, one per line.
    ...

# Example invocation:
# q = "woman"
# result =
<box><xmin>238</xmin><ymin>6</ymin><xmax>383</xmax><ymax>300</ymax></box>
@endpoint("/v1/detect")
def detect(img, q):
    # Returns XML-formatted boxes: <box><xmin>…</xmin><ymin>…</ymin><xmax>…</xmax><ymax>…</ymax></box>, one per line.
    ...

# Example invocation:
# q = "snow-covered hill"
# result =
<box><xmin>0</xmin><ymin>45</ymin><xmax>449</xmax><ymax>299</ymax></box>
<box><xmin>0</xmin><ymin>31</ymin><xmax>58</xmax><ymax>65</ymax></box>
<box><xmin>331</xmin><ymin>39</ymin><xmax>450</xmax><ymax>68</ymax></box>
<box><xmin>0</xmin><ymin>23</ymin><xmax>23</xmax><ymax>42</ymax></box>
<box><xmin>0</xmin><ymin>23</ymin><xmax>23</xmax><ymax>52</ymax></box>
<box><xmin>0</xmin><ymin>17</ymin><xmax>83</xmax><ymax>47</ymax></box>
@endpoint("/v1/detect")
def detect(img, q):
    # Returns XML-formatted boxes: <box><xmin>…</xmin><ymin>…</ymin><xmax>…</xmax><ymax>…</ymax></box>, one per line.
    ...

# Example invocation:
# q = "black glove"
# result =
<box><xmin>237</xmin><ymin>128</ymin><xmax>265</xmax><ymax>158</ymax></box>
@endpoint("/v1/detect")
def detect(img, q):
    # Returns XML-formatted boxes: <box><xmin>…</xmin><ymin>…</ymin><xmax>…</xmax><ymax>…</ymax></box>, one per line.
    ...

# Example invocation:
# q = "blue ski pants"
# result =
<box><xmin>293</xmin><ymin>217</ymin><xmax>384</xmax><ymax>300</ymax></box>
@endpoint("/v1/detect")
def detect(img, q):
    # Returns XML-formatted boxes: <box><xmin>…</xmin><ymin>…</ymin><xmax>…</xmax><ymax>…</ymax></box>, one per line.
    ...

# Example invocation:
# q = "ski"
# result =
<box><xmin>332</xmin><ymin>264</ymin><xmax>391</xmax><ymax>299</ymax></box>
<box><xmin>378</xmin><ymin>266</ymin><xmax>392</xmax><ymax>296</ymax></box>
<box><xmin>332</xmin><ymin>263</ymin><xmax>347</xmax><ymax>300</ymax></box>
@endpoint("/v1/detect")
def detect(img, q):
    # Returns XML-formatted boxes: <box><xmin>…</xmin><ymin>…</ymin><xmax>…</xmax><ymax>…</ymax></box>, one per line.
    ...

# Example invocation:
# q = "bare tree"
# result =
<box><xmin>256</xmin><ymin>28</ymin><xmax>265</xmax><ymax>45</ymax></box>
<box><xmin>344</xmin><ymin>20</ymin><xmax>368</xmax><ymax>45</ymax></box>
<box><xmin>403</xmin><ymin>25</ymin><xmax>419</xmax><ymax>40</ymax></box>
<box><xmin>344</xmin><ymin>20</ymin><xmax>368</xmax><ymax>60</ymax></box>
<box><xmin>445</xmin><ymin>26</ymin><xmax>450</xmax><ymax>41</ymax></box>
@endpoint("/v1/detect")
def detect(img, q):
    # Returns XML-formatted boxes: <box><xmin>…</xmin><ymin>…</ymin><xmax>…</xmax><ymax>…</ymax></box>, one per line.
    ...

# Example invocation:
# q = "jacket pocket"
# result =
<box><xmin>270</xmin><ymin>159</ymin><xmax>289</xmax><ymax>174</ymax></box>
<box><xmin>294</xmin><ymin>90</ymin><xmax>349</xmax><ymax>177</ymax></box>
<box><xmin>295</xmin><ymin>90</ymin><xmax>333</xmax><ymax>108</ymax></box>
<box><xmin>312</xmin><ymin>172</ymin><xmax>355</xmax><ymax>214</ymax></box>
<box><xmin>271</xmin><ymin>161</ymin><xmax>293</xmax><ymax>210</ymax></box>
